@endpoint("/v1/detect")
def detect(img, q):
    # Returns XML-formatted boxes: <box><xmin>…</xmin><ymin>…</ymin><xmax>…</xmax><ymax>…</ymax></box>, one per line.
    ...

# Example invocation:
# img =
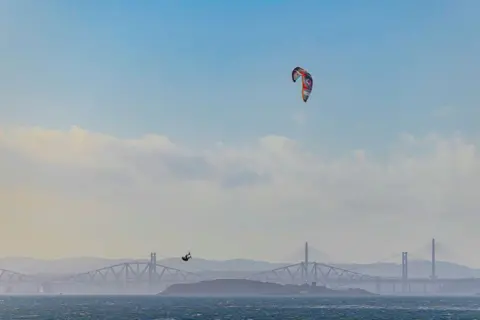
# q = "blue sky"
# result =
<box><xmin>2</xmin><ymin>1</ymin><xmax>480</xmax><ymax>262</ymax></box>
<box><xmin>2</xmin><ymin>0</ymin><xmax>479</xmax><ymax>152</ymax></box>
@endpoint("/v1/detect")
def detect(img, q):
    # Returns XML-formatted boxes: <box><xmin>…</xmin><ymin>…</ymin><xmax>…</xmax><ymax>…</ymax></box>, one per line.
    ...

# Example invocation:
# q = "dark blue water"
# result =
<box><xmin>1</xmin><ymin>296</ymin><xmax>480</xmax><ymax>319</ymax></box>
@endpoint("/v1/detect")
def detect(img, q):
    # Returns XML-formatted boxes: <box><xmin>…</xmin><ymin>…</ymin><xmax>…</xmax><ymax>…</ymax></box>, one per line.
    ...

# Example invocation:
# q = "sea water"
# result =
<box><xmin>1</xmin><ymin>295</ymin><xmax>480</xmax><ymax>319</ymax></box>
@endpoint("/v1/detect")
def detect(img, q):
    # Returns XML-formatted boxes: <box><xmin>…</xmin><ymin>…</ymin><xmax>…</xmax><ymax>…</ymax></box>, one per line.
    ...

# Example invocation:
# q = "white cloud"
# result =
<box><xmin>0</xmin><ymin>125</ymin><xmax>479</xmax><ymax>266</ymax></box>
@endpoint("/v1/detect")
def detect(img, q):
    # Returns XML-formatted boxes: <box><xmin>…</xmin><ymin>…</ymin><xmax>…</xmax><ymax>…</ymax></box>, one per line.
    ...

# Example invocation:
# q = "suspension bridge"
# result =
<box><xmin>0</xmin><ymin>239</ymin><xmax>478</xmax><ymax>295</ymax></box>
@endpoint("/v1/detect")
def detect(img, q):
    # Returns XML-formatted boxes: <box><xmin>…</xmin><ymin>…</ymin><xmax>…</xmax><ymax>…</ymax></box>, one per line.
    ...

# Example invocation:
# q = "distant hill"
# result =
<box><xmin>0</xmin><ymin>257</ymin><xmax>136</xmax><ymax>275</ymax></box>
<box><xmin>0</xmin><ymin>256</ymin><xmax>478</xmax><ymax>279</ymax></box>
<box><xmin>283</xmin><ymin>245</ymin><xmax>331</xmax><ymax>263</ymax></box>
<box><xmin>158</xmin><ymin>257</ymin><xmax>286</xmax><ymax>273</ymax></box>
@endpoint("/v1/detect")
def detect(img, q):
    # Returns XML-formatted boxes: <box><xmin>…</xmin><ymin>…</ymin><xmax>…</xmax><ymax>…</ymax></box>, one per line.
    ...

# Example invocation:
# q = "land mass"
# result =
<box><xmin>159</xmin><ymin>279</ymin><xmax>375</xmax><ymax>297</ymax></box>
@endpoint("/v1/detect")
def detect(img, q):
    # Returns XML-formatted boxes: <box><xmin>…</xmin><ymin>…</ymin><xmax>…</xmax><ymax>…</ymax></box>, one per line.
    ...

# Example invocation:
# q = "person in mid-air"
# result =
<box><xmin>181</xmin><ymin>252</ymin><xmax>191</xmax><ymax>261</ymax></box>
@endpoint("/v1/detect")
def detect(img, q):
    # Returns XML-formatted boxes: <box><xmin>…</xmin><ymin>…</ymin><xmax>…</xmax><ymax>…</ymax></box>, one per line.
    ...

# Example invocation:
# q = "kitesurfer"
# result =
<box><xmin>181</xmin><ymin>252</ymin><xmax>191</xmax><ymax>261</ymax></box>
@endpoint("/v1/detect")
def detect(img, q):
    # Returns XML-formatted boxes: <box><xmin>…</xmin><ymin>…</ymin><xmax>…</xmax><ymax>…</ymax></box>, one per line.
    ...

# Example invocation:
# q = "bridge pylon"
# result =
<box><xmin>401</xmin><ymin>251</ymin><xmax>409</xmax><ymax>293</ymax></box>
<box><xmin>303</xmin><ymin>241</ymin><xmax>309</xmax><ymax>284</ymax></box>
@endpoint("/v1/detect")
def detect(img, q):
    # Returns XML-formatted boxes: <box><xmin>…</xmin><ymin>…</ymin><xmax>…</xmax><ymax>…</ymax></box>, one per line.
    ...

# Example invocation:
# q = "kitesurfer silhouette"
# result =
<box><xmin>181</xmin><ymin>252</ymin><xmax>191</xmax><ymax>261</ymax></box>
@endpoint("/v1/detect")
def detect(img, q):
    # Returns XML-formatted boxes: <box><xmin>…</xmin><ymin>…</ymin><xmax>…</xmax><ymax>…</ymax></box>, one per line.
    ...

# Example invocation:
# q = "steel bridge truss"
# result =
<box><xmin>247</xmin><ymin>262</ymin><xmax>380</xmax><ymax>288</ymax></box>
<box><xmin>0</xmin><ymin>269</ymin><xmax>30</xmax><ymax>284</ymax></box>
<box><xmin>53</xmin><ymin>261</ymin><xmax>202</xmax><ymax>286</ymax></box>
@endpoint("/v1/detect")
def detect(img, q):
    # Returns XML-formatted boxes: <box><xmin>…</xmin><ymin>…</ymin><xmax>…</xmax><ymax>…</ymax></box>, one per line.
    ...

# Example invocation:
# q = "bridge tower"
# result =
<box><xmin>149</xmin><ymin>252</ymin><xmax>157</xmax><ymax>290</ymax></box>
<box><xmin>304</xmin><ymin>241</ymin><xmax>309</xmax><ymax>284</ymax></box>
<box><xmin>401</xmin><ymin>251</ymin><xmax>409</xmax><ymax>293</ymax></box>
<box><xmin>431</xmin><ymin>238</ymin><xmax>437</xmax><ymax>280</ymax></box>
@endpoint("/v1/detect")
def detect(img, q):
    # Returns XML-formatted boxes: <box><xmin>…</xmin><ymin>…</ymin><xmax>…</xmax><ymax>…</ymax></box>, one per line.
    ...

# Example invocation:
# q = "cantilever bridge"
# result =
<box><xmin>0</xmin><ymin>239</ymin><xmax>478</xmax><ymax>294</ymax></box>
<box><xmin>0</xmin><ymin>253</ymin><xmax>202</xmax><ymax>294</ymax></box>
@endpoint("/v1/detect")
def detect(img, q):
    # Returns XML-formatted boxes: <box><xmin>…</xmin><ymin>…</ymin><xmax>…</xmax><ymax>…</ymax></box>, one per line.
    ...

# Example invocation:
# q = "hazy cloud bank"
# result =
<box><xmin>0</xmin><ymin>126</ymin><xmax>478</xmax><ymax>265</ymax></box>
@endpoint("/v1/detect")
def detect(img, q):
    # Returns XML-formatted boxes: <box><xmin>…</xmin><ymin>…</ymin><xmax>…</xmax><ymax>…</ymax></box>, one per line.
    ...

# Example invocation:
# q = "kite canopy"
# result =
<box><xmin>291</xmin><ymin>66</ymin><xmax>313</xmax><ymax>103</ymax></box>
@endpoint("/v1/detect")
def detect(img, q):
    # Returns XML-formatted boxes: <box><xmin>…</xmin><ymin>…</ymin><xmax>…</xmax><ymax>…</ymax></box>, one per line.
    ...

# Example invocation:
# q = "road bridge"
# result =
<box><xmin>245</xmin><ymin>240</ymin><xmax>480</xmax><ymax>295</ymax></box>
